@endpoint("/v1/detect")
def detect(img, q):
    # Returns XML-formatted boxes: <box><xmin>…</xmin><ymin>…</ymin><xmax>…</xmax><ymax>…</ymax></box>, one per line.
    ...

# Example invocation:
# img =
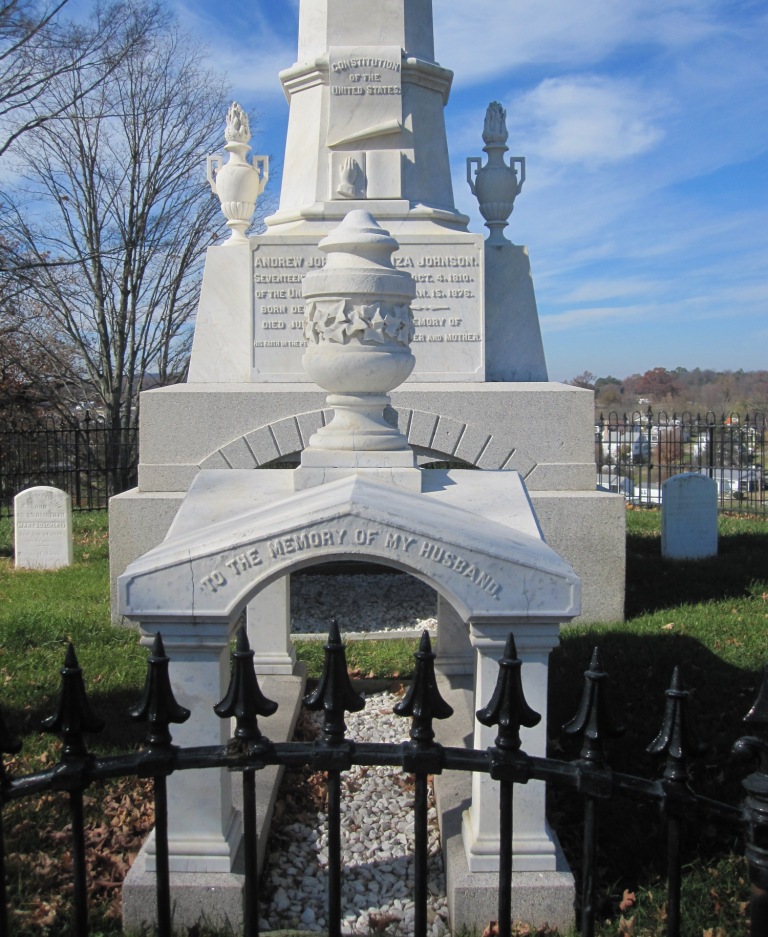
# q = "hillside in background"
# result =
<box><xmin>569</xmin><ymin>368</ymin><xmax>768</xmax><ymax>416</ymax></box>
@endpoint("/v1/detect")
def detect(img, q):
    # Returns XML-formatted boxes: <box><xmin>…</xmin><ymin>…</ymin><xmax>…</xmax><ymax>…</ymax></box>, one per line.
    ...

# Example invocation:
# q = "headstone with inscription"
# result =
<box><xmin>662</xmin><ymin>473</ymin><xmax>718</xmax><ymax>559</ymax></box>
<box><xmin>14</xmin><ymin>486</ymin><xmax>73</xmax><ymax>569</ymax></box>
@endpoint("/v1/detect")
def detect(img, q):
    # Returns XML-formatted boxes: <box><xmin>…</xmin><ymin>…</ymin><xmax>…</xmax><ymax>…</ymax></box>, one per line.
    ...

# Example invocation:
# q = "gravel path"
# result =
<box><xmin>261</xmin><ymin>691</ymin><xmax>449</xmax><ymax>937</ymax></box>
<box><xmin>291</xmin><ymin>573</ymin><xmax>438</xmax><ymax>636</ymax></box>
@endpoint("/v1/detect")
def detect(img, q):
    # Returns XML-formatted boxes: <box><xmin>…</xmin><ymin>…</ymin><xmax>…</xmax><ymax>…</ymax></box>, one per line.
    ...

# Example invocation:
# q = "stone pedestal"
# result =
<box><xmin>110</xmin><ymin>383</ymin><xmax>625</xmax><ymax>626</ymax></box>
<box><xmin>434</xmin><ymin>674</ymin><xmax>575</xmax><ymax>933</ymax></box>
<box><xmin>463</xmin><ymin>622</ymin><xmax>559</xmax><ymax>873</ymax></box>
<box><xmin>137</xmin><ymin>623</ymin><xmax>240</xmax><ymax>873</ymax></box>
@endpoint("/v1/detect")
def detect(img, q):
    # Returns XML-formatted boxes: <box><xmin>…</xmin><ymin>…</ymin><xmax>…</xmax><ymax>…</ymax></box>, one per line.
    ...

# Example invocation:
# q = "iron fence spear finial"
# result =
<box><xmin>304</xmin><ymin>619</ymin><xmax>364</xmax><ymax>745</ymax></box>
<box><xmin>394</xmin><ymin>630</ymin><xmax>452</xmax><ymax>748</ymax></box>
<box><xmin>647</xmin><ymin>666</ymin><xmax>703</xmax><ymax>783</ymax></box>
<box><xmin>42</xmin><ymin>643</ymin><xmax>105</xmax><ymax>760</ymax></box>
<box><xmin>130</xmin><ymin>633</ymin><xmax>190</xmax><ymax>751</ymax></box>
<box><xmin>477</xmin><ymin>632</ymin><xmax>540</xmax><ymax>752</ymax></box>
<box><xmin>215</xmin><ymin>625</ymin><xmax>278</xmax><ymax>744</ymax></box>
<box><xmin>563</xmin><ymin>646</ymin><xmax>624</xmax><ymax>765</ymax></box>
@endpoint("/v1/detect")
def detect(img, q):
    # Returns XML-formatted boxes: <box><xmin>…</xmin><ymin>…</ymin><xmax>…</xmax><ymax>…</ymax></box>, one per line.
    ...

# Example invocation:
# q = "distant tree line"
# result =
<box><xmin>569</xmin><ymin>368</ymin><xmax>768</xmax><ymax>416</ymax></box>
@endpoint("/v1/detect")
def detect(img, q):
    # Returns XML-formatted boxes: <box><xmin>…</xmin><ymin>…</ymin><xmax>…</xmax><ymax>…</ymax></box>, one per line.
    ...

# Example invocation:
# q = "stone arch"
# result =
<box><xmin>120</xmin><ymin>474</ymin><xmax>578</xmax><ymax>626</ymax></box>
<box><xmin>197</xmin><ymin>407</ymin><xmax>537</xmax><ymax>476</ymax></box>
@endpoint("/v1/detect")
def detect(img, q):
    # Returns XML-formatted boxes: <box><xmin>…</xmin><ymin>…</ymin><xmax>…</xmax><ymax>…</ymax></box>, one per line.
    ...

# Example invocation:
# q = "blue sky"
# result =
<box><xmin>175</xmin><ymin>0</ymin><xmax>768</xmax><ymax>382</ymax></box>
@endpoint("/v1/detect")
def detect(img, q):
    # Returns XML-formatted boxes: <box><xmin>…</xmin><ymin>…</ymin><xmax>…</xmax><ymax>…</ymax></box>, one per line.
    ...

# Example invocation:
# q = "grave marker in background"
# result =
<box><xmin>14</xmin><ymin>486</ymin><xmax>73</xmax><ymax>569</ymax></box>
<box><xmin>662</xmin><ymin>473</ymin><xmax>718</xmax><ymax>559</ymax></box>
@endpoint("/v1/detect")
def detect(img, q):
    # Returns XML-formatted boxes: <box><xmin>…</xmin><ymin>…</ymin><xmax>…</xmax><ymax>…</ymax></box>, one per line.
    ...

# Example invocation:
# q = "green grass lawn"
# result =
<box><xmin>0</xmin><ymin>507</ymin><xmax>767</xmax><ymax>935</ymax></box>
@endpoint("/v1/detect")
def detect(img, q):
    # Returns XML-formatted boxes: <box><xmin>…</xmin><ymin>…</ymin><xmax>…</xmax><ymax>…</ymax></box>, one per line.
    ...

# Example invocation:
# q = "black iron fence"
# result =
<box><xmin>0</xmin><ymin>413</ymin><xmax>136</xmax><ymax>518</ymax></box>
<box><xmin>3</xmin><ymin>626</ymin><xmax>768</xmax><ymax>937</ymax></box>
<box><xmin>596</xmin><ymin>409</ymin><xmax>767</xmax><ymax>513</ymax></box>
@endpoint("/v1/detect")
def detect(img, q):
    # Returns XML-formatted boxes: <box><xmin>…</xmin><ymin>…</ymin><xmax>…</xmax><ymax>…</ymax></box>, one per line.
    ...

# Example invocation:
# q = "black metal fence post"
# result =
<box><xmin>130</xmin><ymin>633</ymin><xmax>191</xmax><ymax>937</ymax></box>
<box><xmin>394</xmin><ymin>631</ymin><xmax>453</xmax><ymax>937</ymax></box>
<box><xmin>647</xmin><ymin>667</ymin><xmax>703</xmax><ymax>937</ymax></box>
<box><xmin>563</xmin><ymin>647</ymin><xmax>624</xmax><ymax>937</ymax></box>
<box><xmin>215</xmin><ymin>625</ymin><xmax>278</xmax><ymax>937</ymax></box>
<box><xmin>476</xmin><ymin>634</ymin><xmax>540</xmax><ymax>937</ymax></box>
<box><xmin>41</xmin><ymin>645</ymin><xmax>105</xmax><ymax>937</ymax></box>
<box><xmin>304</xmin><ymin>620</ymin><xmax>365</xmax><ymax>937</ymax></box>
<box><xmin>0</xmin><ymin>706</ymin><xmax>21</xmax><ymax>936</ymax></box>
<box><xmin>734</xmin><ymin>666</ymin><xmax>768</xmax><ymax>936</ymax></box>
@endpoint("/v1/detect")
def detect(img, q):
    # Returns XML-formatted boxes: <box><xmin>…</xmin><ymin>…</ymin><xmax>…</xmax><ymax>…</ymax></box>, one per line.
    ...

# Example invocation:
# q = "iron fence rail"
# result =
<box><xmin>0</xmin><ymin>413</ymin><xmax>137</xmax><ymax>518</ymax></box>
<box><xmin>596</xmin><ymin>409</ymin><xmax>767</xmax><ymax>513</ymax></box>
<box><xmin>2</xmin><ymin>627</ymin><xmax>768</xmax><ymax>937</ymax></box>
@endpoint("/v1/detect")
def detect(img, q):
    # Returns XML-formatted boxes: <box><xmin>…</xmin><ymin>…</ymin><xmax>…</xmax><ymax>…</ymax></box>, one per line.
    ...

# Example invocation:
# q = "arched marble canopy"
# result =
<box><xmin>119</xmin><ymin>471</ymin><xmax>579</xmax><ymax>627</ymax></box>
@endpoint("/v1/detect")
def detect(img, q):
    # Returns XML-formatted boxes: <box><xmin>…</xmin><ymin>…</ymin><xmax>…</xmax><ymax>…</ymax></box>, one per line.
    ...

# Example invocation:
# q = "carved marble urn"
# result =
<box><xmin>207</xmin><ymin>103</ymin><xmax>269</xmax><ymax>243</ymax></box>
<box><xmin>302</xmin><ymin>210</ymin><xmax>416</xmax><ymax>451</ymax></box>
<box><xmin>467</xmin><ymin>102</ymin><xmax>525</xmax><ymax>245</ymax></box>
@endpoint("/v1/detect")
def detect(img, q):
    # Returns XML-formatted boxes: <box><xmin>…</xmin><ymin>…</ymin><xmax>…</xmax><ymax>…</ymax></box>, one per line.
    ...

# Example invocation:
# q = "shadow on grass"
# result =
<box><xmin>3</xmin><ymin>686</ymin><xmax>150</xmax><ymax>757</ymax></box>
<box><xmin>625</xmin><ymin>530</ymin><xmax>768</xmax><ymax>617</ymax></box>
<box><xmin>548</xmin><ymin>629</ymin><xmax>759</xmax><ymax>925</ymax></box>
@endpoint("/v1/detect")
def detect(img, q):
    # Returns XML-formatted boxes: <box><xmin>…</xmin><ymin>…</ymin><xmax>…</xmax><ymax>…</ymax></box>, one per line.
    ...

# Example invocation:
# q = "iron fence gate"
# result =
<box><xmin>596</xmin><ymin>410</ymin><xmax>767</xmax><ymax>513</ymax></box>
<box><xmin>1</xmin><ymin>625</ymin><xmax>767</xmax><ymax>937</ymax></box>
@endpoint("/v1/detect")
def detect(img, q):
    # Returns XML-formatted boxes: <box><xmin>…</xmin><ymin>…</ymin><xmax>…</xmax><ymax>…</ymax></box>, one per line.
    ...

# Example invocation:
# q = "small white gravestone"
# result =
<box><xmin>662</xmin><ymin>473</ymin><xmax>718</xmax><ymax>559</ymax></box>
<box><xmin>14</xmin><ymin>486</ymin><xmax>73</xmax><ymax>569</ymax></box>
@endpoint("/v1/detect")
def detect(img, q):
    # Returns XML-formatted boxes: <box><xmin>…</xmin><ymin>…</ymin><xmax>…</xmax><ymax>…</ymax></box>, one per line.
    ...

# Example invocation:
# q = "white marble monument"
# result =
<box><xmin>113</xmin><ymin>0</ymin><xmax>626</xmax><ymax>928</ymax></box>
<box><xmin>109</xmin><ymin>0</ymin><xmax>625</xmax><ymax>627</ymax></box>
<box><xmin>119</xmin><ymin>210</ymin><xmax>580</xmax><ymax>928</ymax></box>
<box><xmin>120</xmin><ymin>212</ymin><xmax>580</xmax><ymax>931</ymax></box>
<box><xmin>14</xmin><ymin>485</ymin><xmax>73</xmax><ymax>569</ymax></box>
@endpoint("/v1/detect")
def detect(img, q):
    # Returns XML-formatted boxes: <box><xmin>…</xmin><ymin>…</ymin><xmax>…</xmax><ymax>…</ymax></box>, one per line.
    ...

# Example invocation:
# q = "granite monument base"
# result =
<box><xmin>109</xmin><ymin>381</ymin><xmax>625</xmax><ymax>625</ymax></box>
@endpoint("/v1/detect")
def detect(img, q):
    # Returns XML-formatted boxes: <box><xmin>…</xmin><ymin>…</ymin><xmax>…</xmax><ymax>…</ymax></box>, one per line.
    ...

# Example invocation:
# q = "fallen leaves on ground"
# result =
<box><xmin>7</xmin><ymin>775</ymin><xmax>154</xmax><ymax>933</ymax></box>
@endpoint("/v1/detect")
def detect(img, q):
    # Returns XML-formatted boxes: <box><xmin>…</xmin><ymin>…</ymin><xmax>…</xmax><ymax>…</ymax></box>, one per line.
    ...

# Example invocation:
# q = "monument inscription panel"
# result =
<box><xmin>252</xmin><ymin>235</ymin><xmax>485</xmax><ymax>381</ymax></box>
<box><xmin>328</xmin><ymin>46</ymin><xmax>403</xmax><ymax>147</ymax></box>
<box><xmin>14</xmin><ymin>485</ymin><xmax>73</xmax><ymax>569</ymax></box>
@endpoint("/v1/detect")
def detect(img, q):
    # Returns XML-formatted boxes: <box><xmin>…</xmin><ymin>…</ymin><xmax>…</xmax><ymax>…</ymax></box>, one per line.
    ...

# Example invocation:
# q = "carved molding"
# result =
<box><xmin>198</xmin><ymin>408</ymin><xmax>531</xmax><ymax>474</ymax></box>
<box><xmin>304</xmin><ymin>299</ymin><xmax>415</xmax><ymax>346</ymax></box>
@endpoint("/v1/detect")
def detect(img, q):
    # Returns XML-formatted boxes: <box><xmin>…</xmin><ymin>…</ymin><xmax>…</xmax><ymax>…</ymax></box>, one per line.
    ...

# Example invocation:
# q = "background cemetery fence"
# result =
<box><xmin>596</xmin><ymin>409</ymin><xmax>767</xmax><ymax>514</ymax></box>
<box><xmin>3</xmin><ymin>626</ymin><xmax>768</xmax><ymax>937</ymax></box>
<box><xmin>0</xmin><ymin>413</ymin><xmax>136</xmax><ymax>518</ymax></box>
<box><xmin>4</xmin><ymin>409</ymin><xmax>765</xmax><ymax>520</ymax></box>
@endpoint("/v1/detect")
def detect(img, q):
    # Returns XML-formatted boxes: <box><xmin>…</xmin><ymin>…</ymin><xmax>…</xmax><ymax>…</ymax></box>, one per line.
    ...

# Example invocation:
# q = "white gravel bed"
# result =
<box><xmin>291</xmin><ymin>574</ymin><xmax>438</xmax><ymax>636</ymax></box>
<box><xmin>261</xmin><ymin>691</ymin><xmax>449</xmax><ymax>937</ymax></box>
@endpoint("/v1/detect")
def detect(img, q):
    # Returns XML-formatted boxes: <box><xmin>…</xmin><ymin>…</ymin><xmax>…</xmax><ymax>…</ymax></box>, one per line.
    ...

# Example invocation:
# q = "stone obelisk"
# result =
<box><xmin>268</xmin><ymin>0</ymin><xmax>464</xmax><ymax>233</ymax></box>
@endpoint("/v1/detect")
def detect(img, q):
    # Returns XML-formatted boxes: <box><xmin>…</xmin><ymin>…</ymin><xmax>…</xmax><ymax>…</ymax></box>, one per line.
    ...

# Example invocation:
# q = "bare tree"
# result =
<box><xmin>1</xmin><ymin>1</ymin><xmax>230</xmax><ymax>486</ymax></box>
<box><xmin>0</xmin><ymin>0</ymin><xmax>152</xmax><ymax>157</ymax></box>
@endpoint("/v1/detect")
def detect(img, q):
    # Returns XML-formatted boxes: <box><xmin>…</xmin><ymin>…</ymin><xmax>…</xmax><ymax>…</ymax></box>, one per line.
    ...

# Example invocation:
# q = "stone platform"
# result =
<box><xmin>434</xmin><ymin>675</ymin><xmax>575</xmax><ymax>932</ymax></box>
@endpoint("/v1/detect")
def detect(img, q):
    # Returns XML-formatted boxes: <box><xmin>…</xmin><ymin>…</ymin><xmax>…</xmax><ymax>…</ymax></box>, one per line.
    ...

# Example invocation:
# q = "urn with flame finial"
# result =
<box><xmin>207</xmin><ymin>103</ymin><xmax>269</xmax><ymax>243</ymax></box>
<box><xmin>467</xmin><ymin>102</ymin><xmax>525</xmax><ymax>245</ymax></box>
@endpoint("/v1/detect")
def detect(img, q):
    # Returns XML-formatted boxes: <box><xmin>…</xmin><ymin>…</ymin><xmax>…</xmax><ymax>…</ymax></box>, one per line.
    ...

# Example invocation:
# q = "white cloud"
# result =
<box><xmin>508</xmin><ymin>76</ymin><xmax>666</xmax><ymax>166</ymax></box>
<box><xmin>433</xmin><ymin>0</ymin><xmax>723</xmax><ymax>86</ymax></box>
